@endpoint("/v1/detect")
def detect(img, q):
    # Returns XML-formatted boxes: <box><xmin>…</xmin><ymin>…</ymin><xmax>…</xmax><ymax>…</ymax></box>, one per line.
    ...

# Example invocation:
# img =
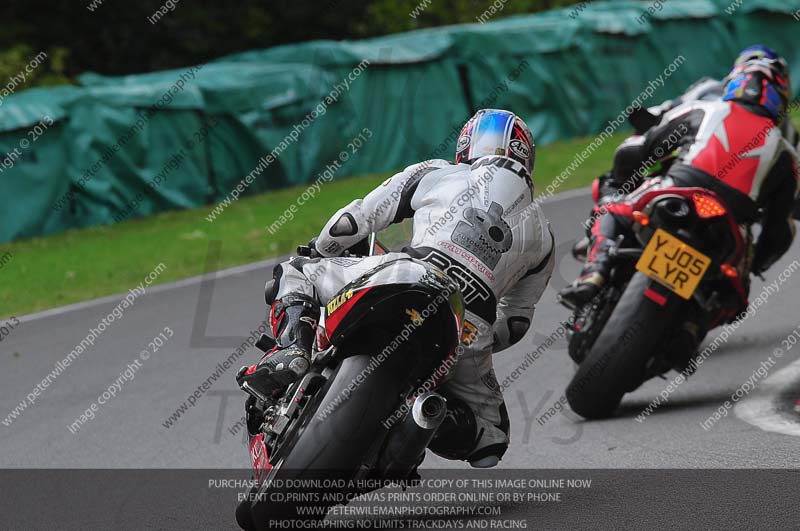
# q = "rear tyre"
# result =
<box><xmin>566</xmin><ymin>273</ymin><xmax>677</xmax><ymax>419</ymax></box>
<box><xmin>239</xmin><ymin>352</ymin><xmax>409</xmax><ymax>530</ymax></box>
<box><xmin>235</xmin><ymin>489</ymin><xmax>258</xmax><ymax>530</ymax></box>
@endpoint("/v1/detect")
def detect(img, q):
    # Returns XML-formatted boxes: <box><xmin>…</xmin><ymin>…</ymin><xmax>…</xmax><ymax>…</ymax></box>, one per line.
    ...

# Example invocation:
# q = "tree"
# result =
<box><xmin>0</xmin><ymin>0</ymin><xmax>585</xmax><ymax>83</ymax></box>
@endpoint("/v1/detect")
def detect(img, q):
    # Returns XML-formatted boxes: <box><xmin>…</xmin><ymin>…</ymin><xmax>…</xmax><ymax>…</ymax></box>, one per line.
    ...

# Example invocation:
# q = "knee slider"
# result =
<box><xmin>428</xmin><ymin>395</ymin><xmax>480</xmax><ymax>461</ymax></box>
<box><xmin>466</xmin><ymin>402</ymin><xmax>510</xmax><ymax>466</ymax></box>
<box><xmin>507</xmin><ymin>317</ymin><xmax>530</xmax><ymax>346</ymax></box>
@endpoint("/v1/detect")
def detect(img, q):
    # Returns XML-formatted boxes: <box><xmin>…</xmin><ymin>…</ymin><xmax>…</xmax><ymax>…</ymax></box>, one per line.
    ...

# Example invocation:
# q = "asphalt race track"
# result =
<box><xmin>2</xmin><ymin>190</ymin><xmax>799</xmax><ymax>530</ymax></box>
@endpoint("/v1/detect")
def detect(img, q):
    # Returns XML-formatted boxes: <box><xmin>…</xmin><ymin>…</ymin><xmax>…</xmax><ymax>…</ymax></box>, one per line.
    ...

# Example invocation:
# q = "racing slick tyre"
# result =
<box><xmin>565</xmin><ymin>272</ymin><xmax>678</xmax><ymax>420</ymax></box>
<box><xmin>237</xmin><ymin>351</ymin><xmax>411</xmax><ymax>530</ymax></box>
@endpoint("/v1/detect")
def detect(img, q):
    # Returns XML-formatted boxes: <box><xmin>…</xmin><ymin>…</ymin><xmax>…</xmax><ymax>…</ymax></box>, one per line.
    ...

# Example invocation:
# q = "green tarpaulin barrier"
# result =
<box><xmin>0</xmin><ymin>86</ymin><xmax>82</xmax><ymax>242</ymax></box>
<box><xmin>2</xmin><ymin>0</ymin><xmax>800</xmax><ymax>242</ymax></box>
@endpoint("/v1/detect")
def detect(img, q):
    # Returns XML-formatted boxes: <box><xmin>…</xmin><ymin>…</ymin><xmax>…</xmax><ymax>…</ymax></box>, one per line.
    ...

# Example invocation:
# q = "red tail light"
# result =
<box><xmin>632</xmin><ymin>211</ymin><xmax>650</xmax><ymax>226</ymax></box>
<box><xmin>720</xmin><ymin>263</ymin><xmax>738</xmax><ymax>278</ymax></box>
<box><xmin>692</xmin><ymin>193</ymin><xmax>727</xmax><ymax>218</ymax></box>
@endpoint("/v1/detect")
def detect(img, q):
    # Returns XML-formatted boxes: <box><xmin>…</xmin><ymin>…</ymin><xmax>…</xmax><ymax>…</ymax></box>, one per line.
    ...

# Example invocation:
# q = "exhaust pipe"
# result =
<box><xmin>379</xmin><ymin>392</ymin><xmax>447</xmax><ymax>476</ymax></box>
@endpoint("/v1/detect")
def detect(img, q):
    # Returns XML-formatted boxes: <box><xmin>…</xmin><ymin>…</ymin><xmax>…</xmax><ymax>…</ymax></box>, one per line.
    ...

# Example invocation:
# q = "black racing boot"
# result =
<box><xmin>559</xmin><ymin>271</ymin><xmax>606</xmax><ymax>307</ymax></box>
<box><xmin>428</xmin><ymin>396</ymin><xmax>509</xmax><ymax>469</ymax></box>
<box><xmin>571</xmin><ymin>236</ymin><xmax>590</xmax><ymax>261</ymax></box>
<box><xmin>236</xmin><ymin>295</ymin><xmax>318</xmax><ymax>400</ymax></box>
<box><xmin>559</xmin><ymin>236</ymin><xmax>615</xmax><ymax>307</ymax></box>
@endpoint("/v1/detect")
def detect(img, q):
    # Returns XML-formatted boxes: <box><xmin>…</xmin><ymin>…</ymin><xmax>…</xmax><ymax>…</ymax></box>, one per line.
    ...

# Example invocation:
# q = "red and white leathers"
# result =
<box><xmin>586</xmin><ymin>98</ymin><xmax>798</xmax><ymax>282</ymax></box>
<box><xmin>596</xmin><ymin>77</ymin><xmax>799</xmax><ymax>206</ymax></box>
<box><xmin>267</xmin><ymin>155</ymin><xmax>554</xmax><ymax>465</ymax></box>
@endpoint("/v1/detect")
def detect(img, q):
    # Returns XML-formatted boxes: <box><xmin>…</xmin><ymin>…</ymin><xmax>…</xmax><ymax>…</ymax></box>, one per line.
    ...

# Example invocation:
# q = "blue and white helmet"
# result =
<box><xmin>723</xmin><ymin>45</ymin><xmax>791</xmax><ymax>121</ymax></box>
<box><xmin>455</xmin><ymin>109</ymin><xmax>536</xmax><ymax>182</ymax></box>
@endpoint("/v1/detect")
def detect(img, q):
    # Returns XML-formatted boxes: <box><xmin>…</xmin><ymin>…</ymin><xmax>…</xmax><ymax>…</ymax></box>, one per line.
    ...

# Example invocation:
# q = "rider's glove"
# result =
<box><xmin>297</xmin><ymin>237</ymin><xmax>321</xmax><ymax>258</ymax></box>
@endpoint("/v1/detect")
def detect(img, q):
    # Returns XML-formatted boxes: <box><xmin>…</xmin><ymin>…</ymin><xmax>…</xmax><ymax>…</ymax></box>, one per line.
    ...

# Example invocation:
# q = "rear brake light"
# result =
<box><xmin>692</xmin><ymin>193</ymin><xmax>727</xmax><ymax>218</ymax></box>
<box><xmin>632</xmin><ymin>211</ymin><xmax>650</xmax><ymax>226</ymax></box>
<box><xmin>720</xmin><ymin>263</ymin><xmax>738</xmax><ymax>278</ymax></box>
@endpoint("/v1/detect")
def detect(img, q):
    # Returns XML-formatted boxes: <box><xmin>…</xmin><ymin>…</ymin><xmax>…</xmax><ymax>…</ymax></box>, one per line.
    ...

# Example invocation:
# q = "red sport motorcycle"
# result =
<box><xmin>560</xmin><ymin>177</ymin><xmax>750</xmax><ymax>419</ymax></box>
<box><xmin>235</xmin><ymin>231</ymin><xmax>464</xmax><ymax>530</ymax></box>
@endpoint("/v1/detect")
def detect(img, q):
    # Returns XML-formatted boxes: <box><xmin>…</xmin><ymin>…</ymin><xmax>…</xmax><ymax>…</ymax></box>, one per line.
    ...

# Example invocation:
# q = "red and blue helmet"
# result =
<box><xmin>455</xmin><ymin>109</ymin><xmax>536</xmax><ymax>181</ymax></box>
<box><xmin>723</xmin><ymin>45</ymin><xmax>791</xmax><ymax>121</ymax></box>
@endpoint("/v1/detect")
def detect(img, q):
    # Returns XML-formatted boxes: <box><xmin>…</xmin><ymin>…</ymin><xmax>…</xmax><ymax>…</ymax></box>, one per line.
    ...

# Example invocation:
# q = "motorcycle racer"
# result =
<box><xmin>560</xmin><ymin>47</ymin><xmax>799</xmax><ymax>307</ymax></box>
<box><xmin>595</xmin><ymin>46</ymin><xmax>798</xmax><ymax>211</ymax></box>
<box><xmin>237</xmin><ymin>109</ymin><xmax>555</xmax><ymax>468</ymax></box>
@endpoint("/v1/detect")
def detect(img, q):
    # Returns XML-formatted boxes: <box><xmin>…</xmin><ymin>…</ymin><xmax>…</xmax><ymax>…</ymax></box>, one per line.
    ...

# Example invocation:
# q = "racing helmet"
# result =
<box><xmin>455</xmin><ymin>109</ymin><xmax>536</xmax><ymax>181</ymax></box>
<box><xmin>731</xmin><ymin>45</ymin><xmax>789</xmax><ymax>73</ymax></box>
<box><xmin>723</xmin><ymin>45</ymin><xmax>791</xmax><ymax>121</ymax></box>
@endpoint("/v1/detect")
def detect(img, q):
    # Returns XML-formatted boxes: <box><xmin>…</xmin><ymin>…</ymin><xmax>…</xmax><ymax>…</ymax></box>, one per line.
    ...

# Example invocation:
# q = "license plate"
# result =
<box><xmin>635</xmin><ymin>228</ymin><xmax>711</xmax><ymax>299</ymax></box>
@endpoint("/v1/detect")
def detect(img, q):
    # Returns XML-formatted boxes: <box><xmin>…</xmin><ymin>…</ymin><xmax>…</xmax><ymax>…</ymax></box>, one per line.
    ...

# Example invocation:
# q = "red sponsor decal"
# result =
<box><xmin>324</xmin><ymin>288</ymin><xmax>372</xmax><ymax>336</ymax></box>
<box><xmin>436</xmin><ymin>241</ymin><xmax>496</xmax><ymax>281</ymax></box>
<box><xmin>249</xmin><ymin>434</ymin><xmax>271</xmax><ymax>482</ymax></box>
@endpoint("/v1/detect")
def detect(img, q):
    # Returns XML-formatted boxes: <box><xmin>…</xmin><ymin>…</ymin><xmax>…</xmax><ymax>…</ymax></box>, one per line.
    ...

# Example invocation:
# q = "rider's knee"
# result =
<box><xmin>468</xmin><ymin>402</ymin><xmax>510</xmax><ymax>467</ymax></box>
<box><xmin>428</xmin><ymin>396</ymin><xmax>509</xmax><ymax>468</ymax></box>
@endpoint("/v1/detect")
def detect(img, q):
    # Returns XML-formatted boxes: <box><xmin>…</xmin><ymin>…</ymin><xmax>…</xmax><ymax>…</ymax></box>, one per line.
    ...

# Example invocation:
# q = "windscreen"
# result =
<box><xmin>370</xmin><ymin>219</ymin><xmax>413</xmax><ymax>256</ymax></box>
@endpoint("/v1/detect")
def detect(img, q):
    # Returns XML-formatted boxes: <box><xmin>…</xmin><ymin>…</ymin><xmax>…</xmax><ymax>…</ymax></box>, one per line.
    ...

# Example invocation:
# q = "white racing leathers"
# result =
<box><xmin>271</xmin><ymin>156</ymin><xmax>554</xmax><ymax>463</ymax></box>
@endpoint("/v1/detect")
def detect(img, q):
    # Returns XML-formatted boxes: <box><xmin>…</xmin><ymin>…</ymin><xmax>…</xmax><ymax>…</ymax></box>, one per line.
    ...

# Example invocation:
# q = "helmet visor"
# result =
<box><xmin>469</xmin><ymin>110</ymin><xmax>515</xmax><ymax>160</ymax></box>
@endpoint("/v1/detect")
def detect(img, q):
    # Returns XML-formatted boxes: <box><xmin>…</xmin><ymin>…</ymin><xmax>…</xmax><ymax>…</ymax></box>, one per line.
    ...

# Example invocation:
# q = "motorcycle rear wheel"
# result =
<box><xmin>566</xmin><ymin>273</ymin><xmax>678</xmax><ymax>419</ymax></box>
<box><xmin>237</xmin><ymin>351</ymin><xmax>410</xmax><ymax>530</ymax></box>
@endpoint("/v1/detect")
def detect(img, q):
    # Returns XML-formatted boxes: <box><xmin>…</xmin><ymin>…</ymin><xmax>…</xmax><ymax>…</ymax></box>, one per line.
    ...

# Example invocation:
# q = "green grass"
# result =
<box><xmin>0</xmin><ymin>173</ymin><xmax>391</xmax><ymax>317</ymax></box>
<box><xmin>3</xmin><ymin>104</ymin><xmax>799</xmax><ymax>317</ymax></box>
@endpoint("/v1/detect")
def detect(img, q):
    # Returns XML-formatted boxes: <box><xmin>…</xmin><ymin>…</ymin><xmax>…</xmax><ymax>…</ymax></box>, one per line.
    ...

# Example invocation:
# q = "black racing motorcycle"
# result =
<box><xmin>560</xmin><ymin>179</ymin><xmax>750</xmax><ymax>419</ymax></box>
<box><xmin>235</xmin><ymin>234</ymin><xmax>464</xmax><ymax>530</ymax></box>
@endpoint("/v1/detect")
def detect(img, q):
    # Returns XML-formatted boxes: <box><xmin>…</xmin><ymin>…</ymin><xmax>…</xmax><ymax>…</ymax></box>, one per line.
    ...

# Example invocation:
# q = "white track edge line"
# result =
<box><xmin>734</xmin><ymin>357</ymin><xmax>800</xmax><ymax>437</ymax></box>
